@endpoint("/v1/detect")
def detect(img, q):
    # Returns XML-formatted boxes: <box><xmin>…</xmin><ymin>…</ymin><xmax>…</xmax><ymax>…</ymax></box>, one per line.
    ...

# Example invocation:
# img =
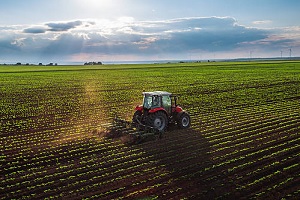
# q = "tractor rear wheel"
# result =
<box><xmin>147</xmin><ymin>111</ymin><xmax>168</xmax><ymax>131</ymax></box>
<box><xmin>177</xmin><ymin>112</ymin><xmax>191</xmax><ymax>129</ymax></box>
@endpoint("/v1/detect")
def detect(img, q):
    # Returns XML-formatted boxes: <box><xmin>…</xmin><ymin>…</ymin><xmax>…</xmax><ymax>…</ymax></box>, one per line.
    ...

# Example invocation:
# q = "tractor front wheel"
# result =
<box><xmin>177</xmin><ymin>112</ymin><xmax>191</xmax><ymax>129</ymax></box>
<box><xmin>147</xmin><ymin>111</ymin><xmax>168</xmax><ymax>131</ymax></box>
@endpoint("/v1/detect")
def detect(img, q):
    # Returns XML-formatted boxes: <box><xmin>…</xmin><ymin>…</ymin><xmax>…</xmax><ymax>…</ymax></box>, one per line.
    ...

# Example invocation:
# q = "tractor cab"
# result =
<box><xmin>142</xmin><ymin>91</ymin><xmax>173</xmax><ymax>114</ymax></box>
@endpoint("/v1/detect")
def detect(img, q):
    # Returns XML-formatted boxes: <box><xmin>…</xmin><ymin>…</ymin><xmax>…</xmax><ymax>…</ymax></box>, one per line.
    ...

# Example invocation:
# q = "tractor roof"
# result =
<box><xmin>143</xmin><ymin>91</ymin><xmax>172</xmax><ymax>96</ymax></box>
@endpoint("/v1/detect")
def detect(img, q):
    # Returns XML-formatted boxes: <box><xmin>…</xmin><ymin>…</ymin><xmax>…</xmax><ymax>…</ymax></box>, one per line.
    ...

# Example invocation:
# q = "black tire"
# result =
<box><xmin>177</xmin><ymin>112</ymin><xmax>191</xmax><ymax>129</ymax></box>
<box><xmin>147</xmin><ymin>111</ymin><xmax>168</xmax><ymax>131</ymax></box>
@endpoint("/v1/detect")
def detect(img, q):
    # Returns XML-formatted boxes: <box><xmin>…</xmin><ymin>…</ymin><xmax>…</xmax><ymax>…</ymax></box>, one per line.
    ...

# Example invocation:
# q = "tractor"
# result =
<box><xmin>106</xmin><ymin>91</ymin><xmax>191</xmax><ymax>144</ymax></box>
<box><xmin>132</xmin><ymin>91</ymin><xmax>191</xmax><ymax>131</ymax></box>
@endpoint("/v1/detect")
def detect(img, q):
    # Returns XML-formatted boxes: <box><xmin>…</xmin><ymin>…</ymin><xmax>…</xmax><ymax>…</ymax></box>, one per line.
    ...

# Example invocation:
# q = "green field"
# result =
<box><xmin>1</xmin><ymin>61</ymin><xmax>300</xmax><ymax>199</ymax></box>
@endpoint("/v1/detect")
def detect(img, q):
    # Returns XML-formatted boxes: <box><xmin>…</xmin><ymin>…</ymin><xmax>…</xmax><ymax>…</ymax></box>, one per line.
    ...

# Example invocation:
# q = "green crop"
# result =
<box><xmin>1</xmin><ymin>61</ymin><xmax>299</xmax><ymax>199</ymax></box>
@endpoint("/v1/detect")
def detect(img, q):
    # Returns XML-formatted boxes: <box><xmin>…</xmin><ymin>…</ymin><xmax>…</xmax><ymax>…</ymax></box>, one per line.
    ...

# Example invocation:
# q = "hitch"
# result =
<box><xmin>106</xmin><ymin>115</ymin><xmax>163</xmax><ymax>144</ymax></box>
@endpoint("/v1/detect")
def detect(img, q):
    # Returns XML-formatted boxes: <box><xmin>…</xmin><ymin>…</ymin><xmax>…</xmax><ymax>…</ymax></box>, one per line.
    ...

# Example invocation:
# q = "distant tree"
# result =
<box><xmin>39</xmin><ymin>63</ymin><xmax>43</xmax><ymax>66</ymax></box>
<box><xmin>84</xmin><ymin>61</ymin><xmax>103</xmax><ymax>65</ymax></box>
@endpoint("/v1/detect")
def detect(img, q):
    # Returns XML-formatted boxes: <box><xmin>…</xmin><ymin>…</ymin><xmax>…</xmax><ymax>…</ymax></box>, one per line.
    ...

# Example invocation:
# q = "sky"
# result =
<box><xmin>0</xmin><ymin>0</ymin><xmax>300</xmax><ymax>64</ymax></box>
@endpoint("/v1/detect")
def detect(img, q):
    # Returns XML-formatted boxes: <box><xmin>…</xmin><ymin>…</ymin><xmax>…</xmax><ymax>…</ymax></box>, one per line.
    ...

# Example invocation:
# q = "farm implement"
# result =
<box><xmin>103</xmin><ymin>91</ymin><xmax>191</xmax><ymax>144</ymax></box>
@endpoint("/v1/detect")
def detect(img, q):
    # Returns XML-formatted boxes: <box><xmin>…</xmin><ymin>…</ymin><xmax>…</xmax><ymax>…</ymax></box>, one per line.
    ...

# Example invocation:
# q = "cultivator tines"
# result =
<box><xmin>104</xmin><ymin>116</ymin><xmax>130</xmax><ymax>139</ymax></box>
<box><xmin>105</xmin><ymin>115</ymin><xmax>163</xmax><ymax>144</ymax></box>
<box><xmin>113</xmin><ymin>116</ymin><xmax>132</xmax><ymax>128</ymax></box>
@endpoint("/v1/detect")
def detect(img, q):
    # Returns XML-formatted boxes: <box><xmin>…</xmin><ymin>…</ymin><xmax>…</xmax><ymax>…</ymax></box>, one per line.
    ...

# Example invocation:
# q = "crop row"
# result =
<box><xmin>1</xmin><ymin>62</ymin><xmax>299</xmax><ymax>199</ymax></box>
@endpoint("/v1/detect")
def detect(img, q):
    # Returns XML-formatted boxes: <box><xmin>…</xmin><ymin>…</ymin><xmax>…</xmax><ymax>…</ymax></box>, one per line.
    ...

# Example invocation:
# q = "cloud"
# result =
<box><xmin>88</xmin><ymin>17</ymin><xmax>269</xmax><ymax>54</ymax></box>
<box><xmin>46</xmin><ymin>20</ymin><xmax>83</xmax><ymax>32</ymax></box>
<box><xmin>23</xmin><ymin>26</ymin><xmax>47</xmax><ymax>34</ymax></box>
<box><xmin>252</xmin><ymin>20</ymin><xmax>273</xmax><ymax>26</ymax></box>
<box><xmin>147</xmin><ymin>17</ymin><xmax>268</xmax><ymax>52</ymax></box>
<box><xmin>22</xmin><ymin>20</ymin><xmax>93</xmax><ymax>34</ymax></box>
<box><xmin>0</xmin><ymin>17</ymin><xmax>300</xmax><ymax>62</ymax></box>
<box><xmin>0</xmin><ymin>39</ymin><xmax>20</xmax><ymax>53</ymax></box>
<box><xmin>252</xmin><ymin>20</ymin><xmax>272</xmax><ymax>25</ymax></box>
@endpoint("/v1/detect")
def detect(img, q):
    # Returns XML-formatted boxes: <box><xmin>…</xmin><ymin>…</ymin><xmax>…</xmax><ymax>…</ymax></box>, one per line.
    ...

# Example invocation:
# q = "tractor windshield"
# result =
<box><xmin>143</xmin><ymin>95</ymin><xmax>152</xmax><ymax>109</ymax></box>
<box><xmin>143</xmin><ymin>95</ymin><xmax>160</xmax><ymax>109</ymax></box>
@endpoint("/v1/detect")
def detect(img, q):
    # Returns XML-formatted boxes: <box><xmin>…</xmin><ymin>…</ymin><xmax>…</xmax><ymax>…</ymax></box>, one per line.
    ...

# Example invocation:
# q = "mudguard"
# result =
<box><xmin>176</xmin><ymin>110</ymin><xmax>188</xmax><ymax>120</ymax></box>
<box><xmin>135</xmin><ymin>105</ymin><xmax>143</xmax><ymax>111</ymax></box>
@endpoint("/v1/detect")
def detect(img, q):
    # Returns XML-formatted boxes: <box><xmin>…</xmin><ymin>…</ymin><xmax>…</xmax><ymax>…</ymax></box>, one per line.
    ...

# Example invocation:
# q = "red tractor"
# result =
<box><xmin>107</xmin><ymin>91</ymin><xmax>190</xmax><ymax>144</ymax></box>
<box><xmin>132</xmin><ymin>91</ymin><xmax>191</xmax><ymax>131</ymax></box>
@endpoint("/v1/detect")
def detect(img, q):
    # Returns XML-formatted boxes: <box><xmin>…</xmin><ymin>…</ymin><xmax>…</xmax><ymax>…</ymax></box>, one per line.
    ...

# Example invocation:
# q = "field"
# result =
<box><xmin>1</xmin><ymin>61</ymin><xmax>300</xmax><ymax>199</ymax></box>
